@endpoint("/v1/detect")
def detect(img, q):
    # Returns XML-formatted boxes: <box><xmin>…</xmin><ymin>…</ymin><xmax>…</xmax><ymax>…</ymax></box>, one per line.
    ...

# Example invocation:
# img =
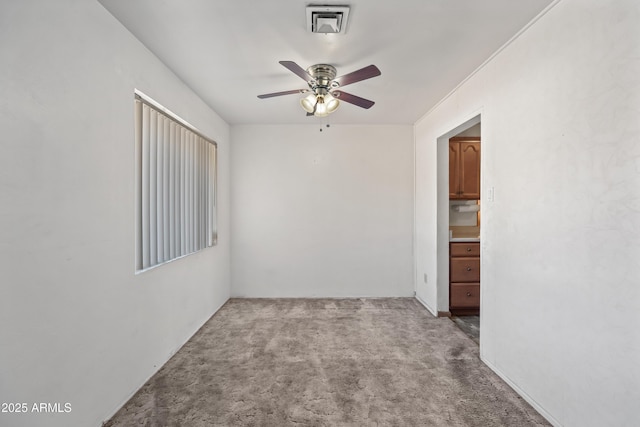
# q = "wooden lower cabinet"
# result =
<box><xmin>450</xmin><ymin>283</ymin><xmax>480</xmax><ymax>308</ymax></box>
<box><xmin>450</xmin><ymin>242</ymin><xmax>480</xmax><ymax>315</ymax></box>
<box><xmin>450</xmin><ymin>257</ymin><xmax>480</xmax><ymax>282</ymax></box>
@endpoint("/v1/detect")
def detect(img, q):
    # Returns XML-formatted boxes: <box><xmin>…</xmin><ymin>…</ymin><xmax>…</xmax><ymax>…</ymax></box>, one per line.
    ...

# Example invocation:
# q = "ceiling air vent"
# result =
<box><xmin>306</xmin><ymin>6</ymin><xmax>350</xmax><ymax>34</ymax></box>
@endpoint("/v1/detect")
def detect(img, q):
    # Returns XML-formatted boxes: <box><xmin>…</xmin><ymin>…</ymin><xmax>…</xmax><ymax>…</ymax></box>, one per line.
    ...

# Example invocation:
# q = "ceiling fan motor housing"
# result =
<box><xmin>306</xmin><ymin>64</ymin><xmax>338</xmax><ymax>95</ymax></box>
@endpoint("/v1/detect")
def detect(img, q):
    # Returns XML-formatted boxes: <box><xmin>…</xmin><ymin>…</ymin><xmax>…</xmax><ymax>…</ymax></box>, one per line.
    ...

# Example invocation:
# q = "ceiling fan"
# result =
<box><xmin>257</xmin><ymin>61</ymin><xmax>381</xmax><ymax>117</ymax></box>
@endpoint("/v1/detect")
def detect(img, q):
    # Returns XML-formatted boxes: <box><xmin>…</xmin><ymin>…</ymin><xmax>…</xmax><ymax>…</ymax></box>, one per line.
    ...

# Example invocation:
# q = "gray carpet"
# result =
<box><xmin>105</xmin><ymin>298</ymin><xmax>549</xmax><ymax>426</ymax></box>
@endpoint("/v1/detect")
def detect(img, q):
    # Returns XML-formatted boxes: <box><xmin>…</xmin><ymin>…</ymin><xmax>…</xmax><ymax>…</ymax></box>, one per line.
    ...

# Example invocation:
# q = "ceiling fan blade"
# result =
<box><xmin>279</xmin><ymin>61</ymin><xmax>313</xmax><ymax>83</ymax></box>
<box><xmin>333</xmin><ymin>91</ymin><xmax>375</xmax><ymax>109</ymax></box>
<box><xmin>257</xmin><ymin>89</ymin><xmax>306</xmax><ymax>99</ymax></box>
<box><xmin>334</xmin><ymin>65</ymin><xmax>381</xmax><ymax>87</ymax></box>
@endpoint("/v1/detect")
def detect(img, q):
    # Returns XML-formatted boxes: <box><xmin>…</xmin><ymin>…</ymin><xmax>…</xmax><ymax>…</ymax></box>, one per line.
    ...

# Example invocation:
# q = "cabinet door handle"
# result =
<box><xmin>466</xmin><ymin>247</ymin><xmax>472</xmax><ymax>252</ymax></box>
<box><xmin>466</xmin><ymin>292</ymin><xmax>472</xmax><ymax>297</ymax></box>
<box><xmin>466</xmin><ymin>267</ymin><xmax>472</xmax><ymax>271</ymax></box>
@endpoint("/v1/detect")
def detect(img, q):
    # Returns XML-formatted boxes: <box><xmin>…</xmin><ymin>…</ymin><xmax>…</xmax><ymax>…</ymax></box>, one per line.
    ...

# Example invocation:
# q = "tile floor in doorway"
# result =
<box><xmin>451</xmin><ymin>315</ymin><xmax>480</xmax><ymax>344</ymax></box>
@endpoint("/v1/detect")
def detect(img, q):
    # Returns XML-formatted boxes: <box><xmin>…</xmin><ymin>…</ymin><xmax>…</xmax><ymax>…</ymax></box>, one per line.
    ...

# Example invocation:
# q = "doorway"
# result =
<box><xmin>436</xmin><ymin>115</ymin><xmax>482</xmax><ymax>340</ymax></box>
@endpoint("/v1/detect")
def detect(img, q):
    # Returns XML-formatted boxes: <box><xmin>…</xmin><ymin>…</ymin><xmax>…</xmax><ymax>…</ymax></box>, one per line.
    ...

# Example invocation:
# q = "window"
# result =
<box><xmin>134</xmin><ymin>93</ymin><xmax>217</xmax><ymax>272</ymax></box>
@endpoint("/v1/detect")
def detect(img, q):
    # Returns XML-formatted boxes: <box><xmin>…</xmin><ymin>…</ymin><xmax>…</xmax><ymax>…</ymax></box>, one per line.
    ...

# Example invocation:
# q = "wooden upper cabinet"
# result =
<box><xmin>460</xmin><ymin>141</ymin><xmax>480</xmax><ymax>199</ymax></box>
<box><xmin>449</xmin><ymin>137</ymin><xmax>480</xmax><ymax>200</ymax></box>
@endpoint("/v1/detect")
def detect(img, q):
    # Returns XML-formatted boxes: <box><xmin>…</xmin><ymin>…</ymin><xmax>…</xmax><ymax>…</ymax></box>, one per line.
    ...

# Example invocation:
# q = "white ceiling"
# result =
<box><xmin>98</xmin><ymin>0</ymin><xmax>553</xmax><ymax>125</ymax></box>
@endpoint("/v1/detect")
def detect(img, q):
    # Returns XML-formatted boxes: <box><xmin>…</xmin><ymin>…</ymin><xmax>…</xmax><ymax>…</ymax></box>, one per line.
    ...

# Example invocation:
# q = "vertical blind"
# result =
<box><xmin>135</xmin><ymin>95</ymin><xmax>217</xmax><ymax>271</ymax></box>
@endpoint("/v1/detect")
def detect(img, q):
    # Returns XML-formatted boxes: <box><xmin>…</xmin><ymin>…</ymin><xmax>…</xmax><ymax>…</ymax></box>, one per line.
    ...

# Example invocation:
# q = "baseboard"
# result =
<box><xmin>480</xmin><ymin>357</ymin><xmax>562</xmax><ymax>427</ymax></box>
<box><xmin>437</xmin><ymin>311</ymin><xmax>451</xmax><ymax>317</ymax></box>
<box><xmin>414</xmin><ymin>294</ymin><xmax>437</xmax><ymax>316</ymax></box>
<box><xmin>229</xmin><ymin>295</ymin><xmax>415</xmax><ymax>299</ymax></box>
<box><xmin>450</xmin><ymin>308</ymin><xmax>479</xmax><ymax>316</ymax></box>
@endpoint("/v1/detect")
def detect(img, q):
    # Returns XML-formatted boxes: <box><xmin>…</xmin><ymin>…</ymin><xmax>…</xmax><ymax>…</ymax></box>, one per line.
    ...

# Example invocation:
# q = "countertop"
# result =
<box><xmin>450</xmin><ymin>237</ymin><xmax>480</xmax><ymax>242</ymax></box>
<box><xmin>449</xmin><ymin>226</ymin><xmax>480</xmax><ymax>242</ymax></box>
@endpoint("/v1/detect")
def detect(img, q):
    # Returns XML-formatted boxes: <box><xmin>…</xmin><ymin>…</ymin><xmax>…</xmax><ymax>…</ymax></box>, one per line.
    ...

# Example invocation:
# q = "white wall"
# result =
<box><xmin>0</xmin><ymin>1</ymin><xmax>231</xmax><ymax>426</ymax></box>
<box><xmin>231</xmin><ymin>125</ymin><xmax>414</xmax><ymax>297</ymax></box>
<box><xmin>415</xmin><ymin>0</ymin><xmax>640</xmax><ymax>426</ymax></box>
<box><xmin>454</xmin><ymin>122</ymin><xmax>481</xmax><ymax>138</ymax></box>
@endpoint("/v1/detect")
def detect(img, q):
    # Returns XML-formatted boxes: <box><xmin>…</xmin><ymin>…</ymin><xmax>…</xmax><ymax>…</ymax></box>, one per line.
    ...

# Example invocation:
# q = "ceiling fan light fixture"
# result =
<box><xmin>315</xmin><ymin>97</ymin><xmax>329</xmax><ymax>117</ymax></box>
<box><xmin>321</xmin><ymin>93</ymin><xmax>340</xmax><ymax>115</ymax></box>
<box><xmin>300</xmin><ymin>93</ymin><xmax>340</xmax><ymax>117</ymax></box>
<box><xmin>300</xmin><ymin>93</ymin><xmax>317</xmax><ymax>113</ymax></box>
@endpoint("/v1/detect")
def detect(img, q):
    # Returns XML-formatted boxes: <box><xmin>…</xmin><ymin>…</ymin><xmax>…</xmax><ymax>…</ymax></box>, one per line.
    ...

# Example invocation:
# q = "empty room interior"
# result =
<box><xmin>1</xmin><ymin>0</ymin><xmax>638</xmax><ymax>426</ymax></box>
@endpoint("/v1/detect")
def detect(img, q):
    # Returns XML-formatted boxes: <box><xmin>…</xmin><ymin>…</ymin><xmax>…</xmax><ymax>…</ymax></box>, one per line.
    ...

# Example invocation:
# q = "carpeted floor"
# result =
<box><xmin>105</xmin><ymin>298</ymin><xmax>549</xmax><ymax>426</ymax></box>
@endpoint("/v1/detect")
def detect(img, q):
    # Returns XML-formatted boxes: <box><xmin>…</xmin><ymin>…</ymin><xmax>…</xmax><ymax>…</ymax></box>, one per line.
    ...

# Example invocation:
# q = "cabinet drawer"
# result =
<box><xmin>450</xmin><ymin>242</ymin><xmax>480</xmax><ymax>257</ymax></box>
<box><xmin>450</xmin><ymin>257</ymin><xmax>480</xmax><ymax>282</ymax></box>
<box><xmin>450</xmin><ymin>283</ymin><xmax>480</xmax><ymax>308</ymax></box>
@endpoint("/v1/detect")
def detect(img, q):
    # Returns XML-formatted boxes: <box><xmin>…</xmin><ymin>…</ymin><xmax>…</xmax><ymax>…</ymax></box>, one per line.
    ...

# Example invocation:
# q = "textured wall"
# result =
<box><xmin>231</xmin><ymin>124</ymin><xmax>414</xmax><ymax>297</ymax></box>
<box><xmin>0</xmin><ymin>1</ymin><xmax>231</xmax><ymax>426</ymax></box>
<box><xmin>415</xmin><ymin>0</ymin><xmax>640</xmax><ymax>425</ymax></box>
